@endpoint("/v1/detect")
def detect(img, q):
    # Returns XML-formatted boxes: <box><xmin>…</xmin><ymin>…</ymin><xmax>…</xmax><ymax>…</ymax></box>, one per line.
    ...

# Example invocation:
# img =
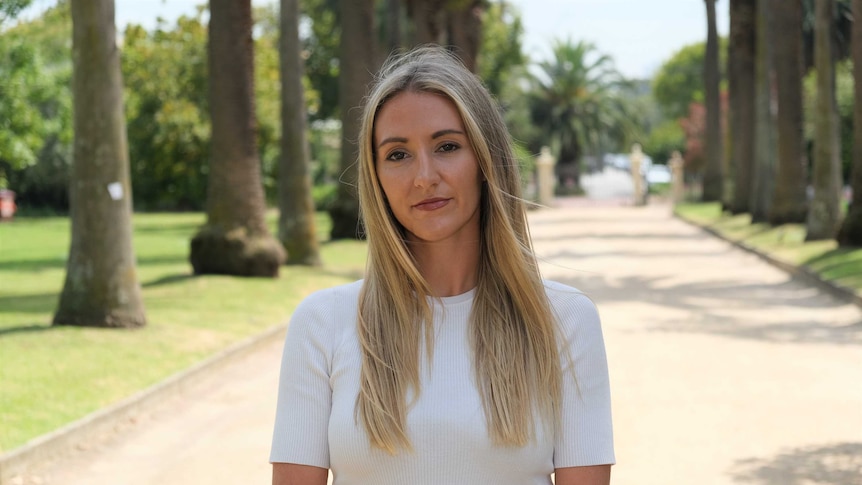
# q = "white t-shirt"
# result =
<box><xmin>270</xmin><ymin>279</ymin><xmax>614</xmax><ymax>484</ymax></box>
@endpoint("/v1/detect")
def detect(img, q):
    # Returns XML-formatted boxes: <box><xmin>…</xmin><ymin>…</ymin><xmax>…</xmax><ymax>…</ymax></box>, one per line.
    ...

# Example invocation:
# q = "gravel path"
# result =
<box><xmin>24</xmin><ymin>203</ymin><xmax>862</xmax><ymax>485</ymax></box>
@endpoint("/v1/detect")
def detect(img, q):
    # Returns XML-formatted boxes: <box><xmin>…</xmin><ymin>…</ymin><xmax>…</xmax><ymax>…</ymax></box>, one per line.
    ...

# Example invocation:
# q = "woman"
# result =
<box><xmin>271</xmin><ymin>46</ymin><xmax>614</xmax><ymax>485</ymax></box>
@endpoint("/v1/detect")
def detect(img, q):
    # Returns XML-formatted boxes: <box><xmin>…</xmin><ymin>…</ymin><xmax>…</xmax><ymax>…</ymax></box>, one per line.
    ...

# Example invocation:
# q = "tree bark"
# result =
<box><xmin>446</xmin><ymin>1</ymin><xmax>483</xmax><ymax>73</ymax></box>
<box><xmin>837</xmin><ymin>0</ymin><xmax>862</xmax><ymax>246</ymax></box>
<box><xmin>702</xmin><ymin>0</ymin><xmax>724</xmax><ymax>202</ymax></box>
<box><xmin>328</xmin><ymin>0</ymin><xmax>376</xmax><ymax>239</ymax></box>
<box><xmin>386</xmin><ymin>0</ymin><xmax>403</xmax><ymax>53</ymax></box>
<box><xmin>279</xmin><ymin>0</ymin><xmax>321</xmax><ymax>265</ymax></box>
<box><xmin>805</xmin><ymin>0</ymin><xmax>843</xmax><ymax>240</ymax></box>
<box><xmin>405</xmin><ymin>0</ymin><xmax>447</xmax><ymax>45</ymax></box>
<box><xmin>768</xmin><ymin>0</ymin><xmax>808</xmax><ymax>224</ymax></box>
<box><xmin>190</xmin><ymin>0</ymin><xmax>285</xmax><ymax>275</ymax></box>
<box><xmin>749</xmin><ymin>0</ymin><xmax>776</xmax><ymax>223</ymax></box>
<box><xmin>54</xmin><ymin>0</ymin><xmax>146</xmax><ymax>328</ymax></box>
<box><xmin>728</xmin><ymin>0</ymin><xmax>756</xmax><ymax>214</ymax></box>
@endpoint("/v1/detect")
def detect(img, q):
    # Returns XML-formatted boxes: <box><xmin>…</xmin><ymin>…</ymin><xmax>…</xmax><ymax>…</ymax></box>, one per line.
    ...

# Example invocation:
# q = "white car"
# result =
<box><xmin>647</xmin><ymin>164</ymin><xmax>672</xmax><ymax>184</ymax></box>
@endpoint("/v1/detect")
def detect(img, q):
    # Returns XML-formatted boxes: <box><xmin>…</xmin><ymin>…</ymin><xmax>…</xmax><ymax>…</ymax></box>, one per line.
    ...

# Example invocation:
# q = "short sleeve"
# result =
<box><xmin>269</xmin><ymin>295</ymin><xmax>334</xmax><ymax>468</ymax></box>
<box><xmin>548</xmin><ymin>285</ymin><xmax>615</xmax><ymax>468</ymax></box>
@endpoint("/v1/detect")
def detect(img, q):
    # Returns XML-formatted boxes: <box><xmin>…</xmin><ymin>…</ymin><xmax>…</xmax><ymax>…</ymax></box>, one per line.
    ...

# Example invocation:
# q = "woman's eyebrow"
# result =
<box><xmin>377</xmin><ymin>136</ymin><xmax>408</xmax><ymax>148</ymax></box>
<box><xmin>378</xmin><ymin>129</ymin><xmax>463</xmax><ymax>148</ymax></box>
<box><xmin>432</xmin><ymin>129</ymin><xmax>464</xmax><ymax>139</ymax></box>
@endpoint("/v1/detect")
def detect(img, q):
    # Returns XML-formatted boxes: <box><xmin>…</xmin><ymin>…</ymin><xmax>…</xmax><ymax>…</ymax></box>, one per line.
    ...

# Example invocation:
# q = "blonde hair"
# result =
<box><xmin>356</xmin><ymin>46</ymin><xmax>562</xmax><ymax>453</ymax></box>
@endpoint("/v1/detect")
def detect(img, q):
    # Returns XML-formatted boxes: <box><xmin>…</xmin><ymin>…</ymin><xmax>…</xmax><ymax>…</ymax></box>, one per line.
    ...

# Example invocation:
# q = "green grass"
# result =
<box><xmin>0</xmin><ymin>211</ymin><xmax>366</xmax><ymax>452</ymax></box>
<box><xmin>674</xmin><ymin>202</ymin><xmax>862</xmax><ymax>294</ymax></box>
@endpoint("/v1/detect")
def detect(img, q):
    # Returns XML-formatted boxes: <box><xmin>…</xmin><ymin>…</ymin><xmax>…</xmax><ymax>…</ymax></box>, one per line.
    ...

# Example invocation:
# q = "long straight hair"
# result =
<box><xmin>356</xmin><ymin>46</ymin><xmax>562</xmax><ymax>453</ymax></box>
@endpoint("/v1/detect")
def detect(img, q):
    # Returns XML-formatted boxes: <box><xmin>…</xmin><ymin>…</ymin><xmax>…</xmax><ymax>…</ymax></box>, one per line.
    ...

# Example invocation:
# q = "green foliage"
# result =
<box><xmin>643</xmin><ymin>119</ymin><xmax>686</xmax><ymax>166</ymax></box>
<box><xmin>122</xmin><ymin>14</ymin><xmax>210</xmax><ymax>211</ymax></box>
<box><xmin>252</xmin><ymin>3</ymin><xmax>283</xmax><ymax>203</ymax></box>
<box><xmin>802</xmin><ymin>59</ymin><xmax>853</xmax><ymax>182</ymax></box>
<box><xmin>652</xmin><ymin>39</ymin><xmax>727</xmax><ymax>120</ymax></box>
<box><xmin>478</xmin><ymin>1</ymin><xmax>525</xmax><ymax>98</ymax></box>
<box><xmin>0</xmin><ymin>1</ymin><xmax>72</xmax><ymax>209</ymax></box>
<box><xmin>0</xmin><ymin>211</ymin><xmax>366</xmax><ymax>451</ymax></box>
<box><xmin>300</xmin><ymin>0</ymin><xmax>340</xmax><ymax>120</ymax></box>
<box><xmin>0</xmin><ymin>0</ymin><xmax>32</xmax><ymax>26</ymax></box>
<box><xmin>121</xmin><ymin>6</ymin><xmax>287</xmax><ymax>210</ymax></box>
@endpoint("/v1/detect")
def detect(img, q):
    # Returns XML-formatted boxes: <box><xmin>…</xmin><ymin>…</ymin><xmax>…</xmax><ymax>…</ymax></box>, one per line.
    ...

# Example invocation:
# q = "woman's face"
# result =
<box><xmin>373</xmin><ymin>91</ymin><xmax>482</xmax><ymax>247</ymax></box>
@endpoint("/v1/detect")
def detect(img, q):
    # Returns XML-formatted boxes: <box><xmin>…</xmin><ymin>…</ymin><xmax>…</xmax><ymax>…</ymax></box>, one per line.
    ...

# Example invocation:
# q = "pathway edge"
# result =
<box><xmin>0</xmin><ymin>322</ymin><xmax>288</xmax><ymax>485</ymax></box>
<box><xmin>675</xmin><ymin>212</ymin><xmax>862</xmax><ymax>309</ymax></box>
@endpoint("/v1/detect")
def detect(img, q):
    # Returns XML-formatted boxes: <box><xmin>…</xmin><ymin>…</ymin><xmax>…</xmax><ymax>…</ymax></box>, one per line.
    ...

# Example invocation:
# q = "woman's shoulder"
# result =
<box><xmin>542</xmin><ymin>279</ymin><xmax>592</xmax><ymax>307</ymax></box>
<box><xmin>297</xmin><ymin>279</ymin><xmax>364</xmax><ymax>309</ymax></box>
<box><xmin>541</xmin><ymin>279</ymin><xmax>601</xmax><ymax>334</ymax></box>
<box><xmin>288</xmin><ymin>280</ymin><xmax>363</xmax><ymax>334</ymax></box>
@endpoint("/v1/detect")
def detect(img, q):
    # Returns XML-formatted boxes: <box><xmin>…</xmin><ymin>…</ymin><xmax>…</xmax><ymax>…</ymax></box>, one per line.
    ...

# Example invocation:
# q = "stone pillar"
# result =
<box><xmin>669</xmin><ymin>150</ymin><xmax>685</xmax><ymax>204</ymax></box>
<box><xmin>630</xmin><ymin>143</ymin><xmax>646</xmax><ymax>206</ymax></box>
<box><xmin>536</xmin><ymin>146</ymin><xmax>556</xmax><ymax>207</ymax></box>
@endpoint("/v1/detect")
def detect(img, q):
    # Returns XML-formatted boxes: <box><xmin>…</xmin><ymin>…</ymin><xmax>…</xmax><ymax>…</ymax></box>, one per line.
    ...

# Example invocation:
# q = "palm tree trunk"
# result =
<box><xmin>278</xmin><ymin>0</ymin><xmax>321</xmax><ymax>265</ymax></box>
<box><xmin>838</xmin><ymin>0</ymin><xmax>862</xmax><ymax>246</ymax></box>
<box><xmin>702</xmin><ymin>0</ymin><xmax>724</xmax><ymax>202</ymax></box>
<box><xmin>329</xmin><ymin>0</ymin><xmax>376</xmax><ymax>239</ymax></box>
<box><xmin>54</xmin><ymin>0</ymin><xmax>146</xmax><ymax>328</ymax></box>
<box><xmin>768</xmin><ymin>0</ymin><xmax>808</xmax><ymax>224</ymax></box>
<box><xmin>446</xmin><ymin>1</ymin><xmax>483</xmax><ymax>73</ymax></box>
<box><xmin>406</xmin><ymin>0</ymin><xmax>446</xmax><ymax>45</ymax></box>
<box><xmin>386</xmin><ymin>0</ymin><xmax>403</xmax><ymax>52</ymax></box>
<box><xmin>190</xmin><ymin>0</ymin><xmax>285</xmax><ymax>275</ymax></box>
<box><xmin>749</xmin><ymin>0</ymin><xmax>776</xmax><ymax>223</ymax></box>
<box><xmin>729</xmin><ymin>0</ymin><xmax>756</xmax><ymax>214</ymax></box>
<box><xmin>805</xmin><ymin>0</ymin><xmax>843</xmax><ymax>240</ymax></box>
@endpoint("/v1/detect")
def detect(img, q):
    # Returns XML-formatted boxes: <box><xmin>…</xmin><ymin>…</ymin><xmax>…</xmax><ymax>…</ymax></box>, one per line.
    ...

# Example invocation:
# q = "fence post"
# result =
<box><xmin>536</xmin><ymin>146</ymin><xmax>556</xmax><ymax>207</ymax></box>
<box><xmin>669</xmin><ymin>150</ymin><xmax>685</xmax><ymax>204</ymax></box>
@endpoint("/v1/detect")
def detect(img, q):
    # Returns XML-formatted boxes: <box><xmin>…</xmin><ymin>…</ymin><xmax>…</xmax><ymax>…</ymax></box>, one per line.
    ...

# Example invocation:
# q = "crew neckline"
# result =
<box><xmin>428</xmin><ymin>287</ymin><xmax>476</xmax><ymax>306</ymax></box>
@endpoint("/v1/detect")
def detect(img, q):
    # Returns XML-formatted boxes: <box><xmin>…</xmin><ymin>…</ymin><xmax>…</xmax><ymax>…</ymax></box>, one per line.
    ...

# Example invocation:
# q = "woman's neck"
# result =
<box><xmin>410</xmin><ymin>239</ymin><xmax>480</xmax><ymax>297</ymax></box>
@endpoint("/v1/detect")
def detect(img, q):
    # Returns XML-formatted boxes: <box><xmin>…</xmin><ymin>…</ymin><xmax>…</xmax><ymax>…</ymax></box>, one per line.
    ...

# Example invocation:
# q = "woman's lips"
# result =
<box><xmin>413</xmin><ymin>198</ymin><xmax>450</xmax><ymax>211</ymax></box>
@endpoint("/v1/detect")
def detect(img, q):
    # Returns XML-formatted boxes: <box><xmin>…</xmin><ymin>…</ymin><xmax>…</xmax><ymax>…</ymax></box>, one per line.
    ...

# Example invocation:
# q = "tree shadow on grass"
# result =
<box><xmin>0</xmin><ymin>323</ymin><xmax>56</xmax><ymax>336</ymax></box>
<box><xmin>0</xmin><ymin>292</ymin><xmax>58</xmax><ymax>314</ymax></box>
<box><xmin>730</xmin><ymin>442</ymin><xmax>862</xmax><ymax>484</ymax></box>
<box><xmin>142</xmin><ymin>273</ymin><xmax>195</xmax><ymax>288</ymax></box>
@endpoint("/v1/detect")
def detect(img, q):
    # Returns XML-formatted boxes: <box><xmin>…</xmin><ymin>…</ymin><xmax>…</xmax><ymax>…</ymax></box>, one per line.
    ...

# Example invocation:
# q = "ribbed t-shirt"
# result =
<box><xmin>270</xmin><ymin>279</ymin><xmax>614</xmax><ymax>484</ymax></box>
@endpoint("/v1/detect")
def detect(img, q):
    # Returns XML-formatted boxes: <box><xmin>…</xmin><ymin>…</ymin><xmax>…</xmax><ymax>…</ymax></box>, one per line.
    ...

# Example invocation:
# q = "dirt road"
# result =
<box><xmin>25</xmin><ymin>203</ymin><xmax>862</xmax><ymax>484</ymax></box>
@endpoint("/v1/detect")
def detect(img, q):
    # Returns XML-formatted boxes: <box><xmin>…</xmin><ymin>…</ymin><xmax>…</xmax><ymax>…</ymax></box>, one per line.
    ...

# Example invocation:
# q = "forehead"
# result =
<box><xmin>373</xmin><ymin>91</ymin><xmax>464</xmax><ymax>138</ymax></box>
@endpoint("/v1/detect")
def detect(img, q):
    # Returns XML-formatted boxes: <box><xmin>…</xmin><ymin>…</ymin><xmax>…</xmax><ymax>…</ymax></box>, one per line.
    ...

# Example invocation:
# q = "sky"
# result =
<box><xmin>23</xmin><ymin>0</ymin><xmax>729</xmax><ymax>80</ymax></box>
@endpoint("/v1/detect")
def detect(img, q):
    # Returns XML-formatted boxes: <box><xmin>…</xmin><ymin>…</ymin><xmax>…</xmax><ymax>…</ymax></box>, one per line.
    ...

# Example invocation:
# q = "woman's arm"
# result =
<box><xmin>554</xmin><ymin>464</ymin><xmax>611</xmax><ymax>485</ymax></box>
<box><xmin>272</xmin><ymin>463</ymin><xmax>328</xmax><ymax>485</ymax></box>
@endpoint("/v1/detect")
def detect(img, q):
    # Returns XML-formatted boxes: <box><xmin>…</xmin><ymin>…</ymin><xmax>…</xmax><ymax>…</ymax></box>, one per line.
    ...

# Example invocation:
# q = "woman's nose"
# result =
<box><xmin>413</xmin><ymin>151</ymin><xmax>440</xmax><ymax>188</ymax></box>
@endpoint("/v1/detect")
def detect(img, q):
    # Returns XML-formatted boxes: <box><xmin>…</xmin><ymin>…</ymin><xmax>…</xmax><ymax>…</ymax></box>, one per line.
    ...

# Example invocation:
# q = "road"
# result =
<box><xmin>20</xmin><ymin>199</ymin><xmax>862</xmax><ymax>485</ymax></box>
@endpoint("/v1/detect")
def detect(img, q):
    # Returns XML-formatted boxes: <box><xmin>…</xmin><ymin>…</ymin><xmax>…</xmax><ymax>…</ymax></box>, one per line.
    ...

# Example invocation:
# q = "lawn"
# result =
<box><xmin>0</xmin><ymin>212</ymin><xmax>367</xmax><ymax>453</ymax></box>
<box><xmin>674</xmin><ymin>202</ymin><xmax>862</xmax><ymax>295</ymax></box>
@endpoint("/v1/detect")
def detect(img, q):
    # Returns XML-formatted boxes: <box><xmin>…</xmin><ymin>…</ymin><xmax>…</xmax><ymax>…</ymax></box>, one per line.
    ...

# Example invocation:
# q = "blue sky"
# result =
<box><xmin>23</xmin><ymin>0</ymin><xmax>729</xmax><ymax>79</ymax></box>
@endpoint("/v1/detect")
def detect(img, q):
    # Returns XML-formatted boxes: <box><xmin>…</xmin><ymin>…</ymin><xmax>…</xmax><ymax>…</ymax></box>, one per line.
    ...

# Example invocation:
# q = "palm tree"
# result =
<box><xmin>702</xmin><ymin>0</ymin><xmax>724</xmax><ymax>202</ymax></box>
<box><xmin>405</xmin><ymin>0</ymin><xmax>446</xmax><ymax>45</ymax></box>
<box><xmin>529</xmin><ymin>40</ymin><xmax>633</xmax><ymax>193</ymax></box>
<box><xmin>837</xmin><ymin>0</ymin><xmax>862</xmax><ymax>245</ymax></box>
<box><xmin>728</xmin><ymin>0</ymin><xmax>757</xmax><ymax>215</ymax></box>
<box><xmin>768</xmin><ymin>0</ymin><xmax>808</xmax><ymax>224</ymax></box>
<box><xmin>728</xmin><ymin>0</ymin><xmax>757</xmax><ymax>214</ymax></box>
<box><xmin>805</xmin><ymin>0</ymin><xmax>844</xmax><ymax>240</ymax></box>
<box><xmin>328</xmin><ymin>0</ymin><xmax>376</xmax><ymax>239</ymax></box>
<box><xmin>446</xmin><ymin>1</ymin><xmax>483</xmax><ymax>72</ymax></box>
<box><xmin>190</xmin><ymin>0</ymin><xmax>285</xmax><ymax>275</ymax></box>
<box><xmin>278</xmin><ymin>0</ymin><xmax>321</xmax><ymax>265</ymax></box>
<box><xmin>724</xmin><ymin>0</ymin><xmax>757</xmax><ymax>214</ymax></box>
<box><xmin>750</xmin><ymin>0</ymin><xmax>776</xmax><ymax>223</ymax></box>
<box><xmin>54</xmin><ymin>0</ymin><xmax>146</xmax><ymax>327</ymax></box>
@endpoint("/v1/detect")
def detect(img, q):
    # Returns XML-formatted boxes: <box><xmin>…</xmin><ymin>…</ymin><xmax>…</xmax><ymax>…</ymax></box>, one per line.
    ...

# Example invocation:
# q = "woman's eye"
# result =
<box><xmin>386</xmin><ymin>150</ymin><xmax>408</xmax><ymax>161</ymax></box>
<box><xmin>438</xmin><ymin>143</ymin><xmax>459</xmax><ymax>153</ymax></box>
